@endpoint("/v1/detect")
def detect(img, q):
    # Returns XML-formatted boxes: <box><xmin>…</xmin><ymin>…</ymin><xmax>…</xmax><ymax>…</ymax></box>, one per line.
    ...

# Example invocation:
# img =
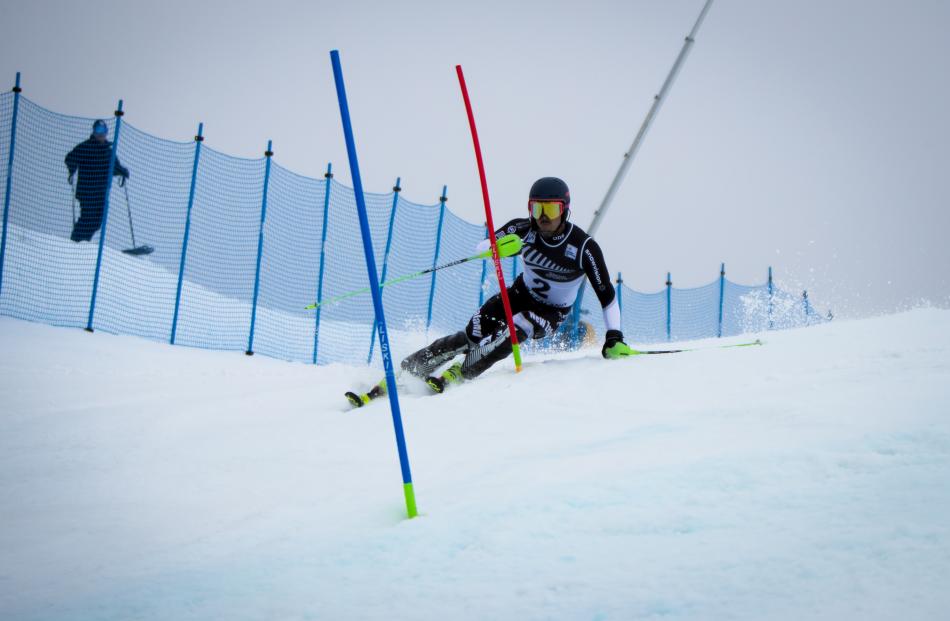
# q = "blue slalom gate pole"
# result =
<box><xmin>368</xmin><ymin>177</ymin><xmax>401</xmax><ymax>364</ymax></box>
<box><xmin>171</xmin><ymin>122</ymin><xmax>204</xmax><ymax>345</ymax></box>
<box><xmin>478</xmin><ymin>223</ymin><xmax>488</xmax><ymax>307</ymax></box>
<box><xmin>717</xmin><ymin>262</ymin><xmax>725</xmax><ymax>338</ymax></box>
<box><xmin>570</xmin><ymin>293</ymin><xmax>581</xmax><ymax>348</ymax></box>
<box><xmin>330</xmin><ymin>49</ymin><xmax>417</xmax><ymax>519</ymax></box>
<box><xmin>616</xmin><ymin>272</ymin><xmax>624</xmax><ymax>332</ymax></box>
<box><xmin>86</xmin><ymin>100</ymin><xmax>125</xmax><ymax>332</ymax></box>
<box><xmin>665</xmin><ymin>272</ymin><xmax>672</xmax><ymax>341</ymax></box>
<box><xmin>0</xmin><ymin>72</ymin><xmax>23</xmax><ymax>298</ymax></box>
<box><xmin>426</xmin><ymin>185</ymin><xmax>447</xmax><ymax>331</ymax></box>
<box><xmin>246</xmin><ymin>140</ymin><xmax>273</xmax><ymax>356</ymax></box>
<box><xmin>313</xmin><ymin>163</ymin><xmax>333</xmax><ymax>365</ymax></box>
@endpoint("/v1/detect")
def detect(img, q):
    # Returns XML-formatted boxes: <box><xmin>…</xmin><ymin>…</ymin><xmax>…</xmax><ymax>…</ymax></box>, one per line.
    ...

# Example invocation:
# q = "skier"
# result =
<box><xmin>403</xmin><ymin>176</ymin><xmax>634</xmax><ymax>392</ymax></box>
<box><xmin>65</xmin><ymin>119</ymin><xmax>130</xmax><ymax>242</ymax></box>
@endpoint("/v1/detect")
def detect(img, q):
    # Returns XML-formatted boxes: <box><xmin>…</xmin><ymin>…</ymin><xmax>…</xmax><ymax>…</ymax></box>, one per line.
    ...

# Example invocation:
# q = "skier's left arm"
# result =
<box><xmin>580</xmin><ymin>239</ymin><xmax>635</xmax><ymax>359</ymax></box>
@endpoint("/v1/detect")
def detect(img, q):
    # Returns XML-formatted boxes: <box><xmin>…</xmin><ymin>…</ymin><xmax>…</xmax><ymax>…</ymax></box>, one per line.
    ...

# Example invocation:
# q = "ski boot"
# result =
<box><xmin>425</xmin><ymin>362</ymin><xmax>464</xmax><ymax>394</ymax></box>
<box><xmin>345</xmin><ymin>379</ymin><xmax>386</xmax><ymax>408</ymax></box>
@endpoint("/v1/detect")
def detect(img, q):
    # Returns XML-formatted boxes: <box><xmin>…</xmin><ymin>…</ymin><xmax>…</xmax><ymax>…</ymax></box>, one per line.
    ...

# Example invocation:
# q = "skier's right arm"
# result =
<box><xmin>65</xmin><ymin>145</ymin><xmax>79</xmax><ymax>177</ymax></box>
<box><xmin>493</xmin><ymin>218</ymin><xmax>531</xmax><ymax>240</ymax></box>
<box><xmin>475</xmin><ymin>218</ymin><xmax>531</xmax><ymax>254</ymax></box>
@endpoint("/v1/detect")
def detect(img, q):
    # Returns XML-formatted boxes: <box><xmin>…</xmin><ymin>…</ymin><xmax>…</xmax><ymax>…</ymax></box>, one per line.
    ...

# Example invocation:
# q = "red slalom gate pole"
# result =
<box><xmin>455</xmin><ymin>64</ymin><xmax>522</xmax><ymax>372</ymax></box>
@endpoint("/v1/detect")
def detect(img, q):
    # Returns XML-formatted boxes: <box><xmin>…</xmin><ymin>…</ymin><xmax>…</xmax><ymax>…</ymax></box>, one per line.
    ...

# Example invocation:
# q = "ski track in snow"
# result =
<box><xmin>1</xmin><ymin>309</ymin><xmax>949</xmax><ymax>620</ymax></box>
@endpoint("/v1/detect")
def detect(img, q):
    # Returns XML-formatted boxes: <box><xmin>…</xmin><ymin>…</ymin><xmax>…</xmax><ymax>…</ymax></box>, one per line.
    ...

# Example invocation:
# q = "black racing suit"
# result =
<box><xmin>65</xmin><ymin>136</ymin><xmax>130</xmax><ymax>242</ymax></box>
<box><xmin>402</xmin><ymin>217</ymin><xmax>621</xmax><ymax>380</ymax></box>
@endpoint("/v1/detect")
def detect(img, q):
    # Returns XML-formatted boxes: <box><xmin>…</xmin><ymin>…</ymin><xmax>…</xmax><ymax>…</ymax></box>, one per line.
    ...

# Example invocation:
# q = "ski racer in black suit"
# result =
<box><xmin>65</xmin><ymin>119</ymin><xmax>130</xmax><ymax>242</ymax></box>
<box><xmin>401</xmin><ymin>176</ymin><xmax>635</xmax><ymax>392</ymax></box>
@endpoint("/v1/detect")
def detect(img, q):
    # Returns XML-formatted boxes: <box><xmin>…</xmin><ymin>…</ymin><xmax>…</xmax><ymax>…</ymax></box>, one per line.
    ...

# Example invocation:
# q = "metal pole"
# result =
<box><xmin>767</xmin><ymin>266</ymin><xmax>773</xmax><ymax>330</ymax></box>
<box><xmin>85</xmin><ymin>100</ymin><xmax>124</xmax><ymax>332</ymax></box>
<box><xmin>571</xmin><ymin>0</ymin><xmax>715</xmax><ymax>334</ymax></box>
<box><xmin>170</xmin><ymin>122</ymin><xmax>204</xmax><ymax>345</ymax></box>
<box><xmin>426</xmin><ymin>185</ymin><xmax>447</xmax><ymax>331</ymax></box>
<box><xmin>368</xmin><ymin>177</ymin><xmax>401</xmax><ymax>364</ymax></box>
<box><xmin>0</xmin><ymin>72</ymin><xmax>23</xmax><ymax>298</ymax></box>
<box><xmin>246</xmin><ymin>140</ymin><xmax>273</xmax><ymax>356</ymax></box>
<box><xmin>587</xmin><ymin>0</ymin><xmax>715</xmax><ymax>237</ymax></box>
<box><xmin>312</xmin><ymin>163</ymin><xmax>333</xmax><ymax>365</ymax></box>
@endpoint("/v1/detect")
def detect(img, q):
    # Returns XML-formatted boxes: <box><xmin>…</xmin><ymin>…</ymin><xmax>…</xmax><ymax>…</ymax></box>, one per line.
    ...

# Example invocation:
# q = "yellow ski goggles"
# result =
<box><xmin>528</xmin><ymin>200</ymin><xmax>566</xmax><ymax>220</ymax></box>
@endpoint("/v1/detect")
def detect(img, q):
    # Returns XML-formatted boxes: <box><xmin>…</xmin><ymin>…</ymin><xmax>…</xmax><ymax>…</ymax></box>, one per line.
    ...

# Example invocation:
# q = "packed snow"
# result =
<box><xmin>2</xmin><ymin>308</ymin><xmax>949</xmax><ymax>620</ymax></box>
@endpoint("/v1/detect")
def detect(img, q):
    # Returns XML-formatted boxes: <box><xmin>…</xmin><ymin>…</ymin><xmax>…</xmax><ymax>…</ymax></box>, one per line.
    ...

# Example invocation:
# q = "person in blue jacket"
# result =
<box><xmin>65</xmin><ymin>119</ymin><xmax>129</xmax><ymax>242</ymax></box>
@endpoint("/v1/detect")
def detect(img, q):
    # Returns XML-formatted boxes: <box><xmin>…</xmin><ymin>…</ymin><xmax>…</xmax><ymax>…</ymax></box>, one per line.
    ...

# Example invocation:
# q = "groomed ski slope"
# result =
<box><xmin>2</xmin><ymin>308</ymin><xmax>949</xmax><ymax>620</ymax></box>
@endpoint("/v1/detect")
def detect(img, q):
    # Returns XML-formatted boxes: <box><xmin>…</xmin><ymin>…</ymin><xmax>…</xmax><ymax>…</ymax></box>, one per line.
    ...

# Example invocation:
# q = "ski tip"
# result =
<box><xmin>345</xmin><ymin>391</ymin><xmax>364</xmax><ymax>408</ymax></box>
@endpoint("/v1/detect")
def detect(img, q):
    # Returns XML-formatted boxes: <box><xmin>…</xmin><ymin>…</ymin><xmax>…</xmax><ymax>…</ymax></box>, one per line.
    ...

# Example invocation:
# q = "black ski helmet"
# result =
<box><xmin>92</xmin><ymin>119</ymin><xmax>108</xmax><ymax>136</ymax></box>
<box><xmin>528</xmin><ymin>177</ymin><xmax>570</xmax><ymax>221</ymax></box>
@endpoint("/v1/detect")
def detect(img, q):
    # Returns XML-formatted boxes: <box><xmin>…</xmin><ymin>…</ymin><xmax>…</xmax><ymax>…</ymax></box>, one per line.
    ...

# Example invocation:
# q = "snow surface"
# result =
<box><xmin>2</xmin><ymin>309</ymin><xmax>949</xmax><ymax>620</ymax></box>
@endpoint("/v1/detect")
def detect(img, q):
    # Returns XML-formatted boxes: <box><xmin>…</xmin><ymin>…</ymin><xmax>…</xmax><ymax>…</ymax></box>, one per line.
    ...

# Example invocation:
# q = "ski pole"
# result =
<box><xmin>631</xmin><ymin>339</ymin><xmax>762</xmax><ymax>355</ymax></box>
<box><xmin>69</xmin><ymin>177</ymin><xmax>76</xmax><ymax>225</ymax></box>
<box><xmin>305</xmin><ymin>233</ymin><xmax>522</xmax><ymax>310</ymax></box>
<box><xmin>123</xmin><ymin>182</ymin><xmax>138</xmax><ymax>248</ymax></box>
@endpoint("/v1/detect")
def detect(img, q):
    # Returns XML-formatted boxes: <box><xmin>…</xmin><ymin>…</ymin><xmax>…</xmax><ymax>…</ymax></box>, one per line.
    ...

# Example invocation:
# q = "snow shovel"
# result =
<box><xmin>121</xmin><ymin>182</ymin><xmax>154</xmax><ymax>256</ymax></box>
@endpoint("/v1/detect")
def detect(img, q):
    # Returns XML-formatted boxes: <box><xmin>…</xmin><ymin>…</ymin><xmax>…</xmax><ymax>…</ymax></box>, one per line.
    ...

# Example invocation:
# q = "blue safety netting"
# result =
<box><xmin>0</xmin><ymin>90</ymin><xmax>826</xmax><ymax>368</ymax></box>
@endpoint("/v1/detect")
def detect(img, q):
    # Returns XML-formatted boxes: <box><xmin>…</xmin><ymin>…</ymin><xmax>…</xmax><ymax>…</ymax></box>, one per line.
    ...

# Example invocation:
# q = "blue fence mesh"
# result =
<box><xmin>0</xmin><ymin>88</ymin><xmax>827</xmax><ymax>368</ymax></box>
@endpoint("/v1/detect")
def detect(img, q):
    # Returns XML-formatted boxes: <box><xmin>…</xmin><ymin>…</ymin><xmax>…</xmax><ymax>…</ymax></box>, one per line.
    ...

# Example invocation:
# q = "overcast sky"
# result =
<box><xmin>2</xmin><ymin>0</ymin><xmax>948</xmax><ymax>318</ymax></box>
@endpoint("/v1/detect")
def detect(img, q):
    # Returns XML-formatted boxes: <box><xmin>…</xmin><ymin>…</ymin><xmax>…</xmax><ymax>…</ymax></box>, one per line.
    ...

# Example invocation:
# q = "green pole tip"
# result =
<box><xmin>404</xmin><ymin>482</ymin><xmax>418</xmax><ymax>519</ymax></box>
